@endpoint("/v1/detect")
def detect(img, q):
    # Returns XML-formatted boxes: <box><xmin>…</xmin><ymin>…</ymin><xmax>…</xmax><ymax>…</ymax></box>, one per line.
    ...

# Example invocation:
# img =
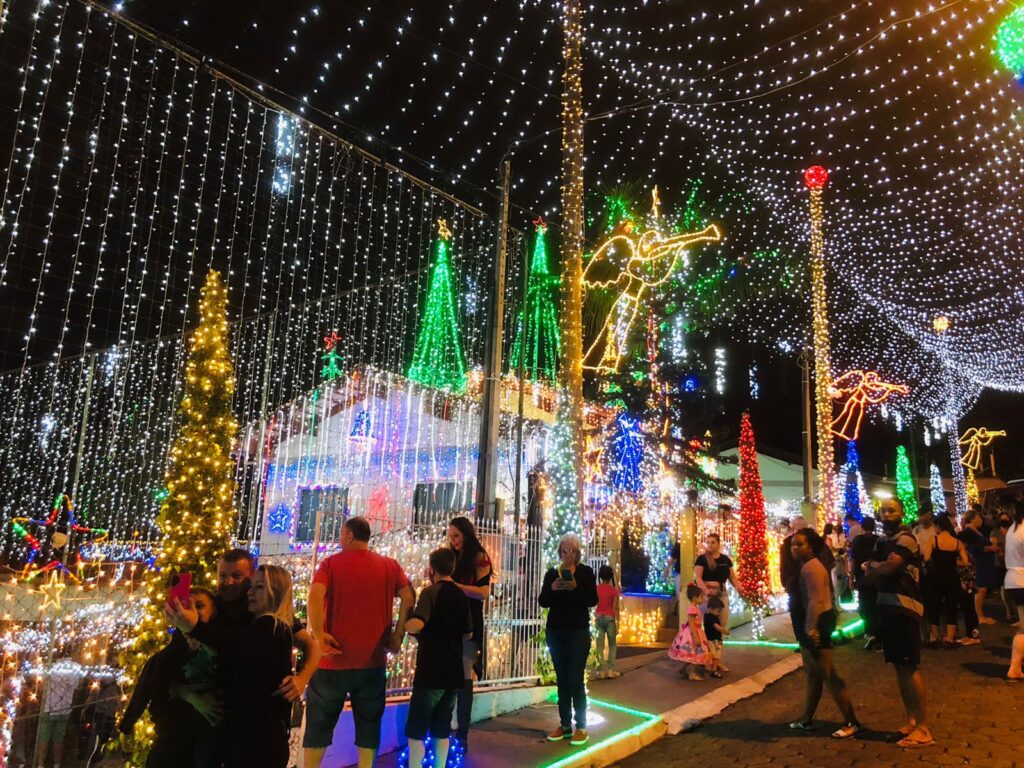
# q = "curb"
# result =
<box><xmin>540</xmin><ymin>653</ymin><xmax>804</xmax><ymax>768</ymax></box>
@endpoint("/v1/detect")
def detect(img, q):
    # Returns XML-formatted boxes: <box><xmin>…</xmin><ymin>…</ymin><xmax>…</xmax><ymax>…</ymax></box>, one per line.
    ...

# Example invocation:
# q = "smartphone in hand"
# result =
<box><xmin>558</xmin><ymin>567</ymin><xmax>573</xmax><ymax>582</ymax></box>
<box><xmin>168</xmin><ymin>572</ymin><xmax>192</xmax><ymax>607</ymax></box>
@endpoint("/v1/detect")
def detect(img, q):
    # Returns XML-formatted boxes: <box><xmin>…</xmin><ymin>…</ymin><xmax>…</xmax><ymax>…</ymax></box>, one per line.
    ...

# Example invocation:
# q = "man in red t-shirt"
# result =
<box><xmin>304</xmin><ymin>516</ymin><xmax>415</xmax><ymax>768</ymax></box>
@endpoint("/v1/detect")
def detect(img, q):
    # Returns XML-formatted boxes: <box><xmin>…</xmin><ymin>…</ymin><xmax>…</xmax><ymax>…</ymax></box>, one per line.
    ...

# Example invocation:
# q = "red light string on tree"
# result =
<box><xmin>736</xmin><ymin>411</ymin><xmax>769</xmax><ymax>639</ymax></box>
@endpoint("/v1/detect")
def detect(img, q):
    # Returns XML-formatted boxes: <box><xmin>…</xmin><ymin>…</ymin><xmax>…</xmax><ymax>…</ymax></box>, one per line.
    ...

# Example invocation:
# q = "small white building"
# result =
<box><xmin>253</xmin><ymin>366</ymin><xmax>556</xmax><ymax>555</ymax></box>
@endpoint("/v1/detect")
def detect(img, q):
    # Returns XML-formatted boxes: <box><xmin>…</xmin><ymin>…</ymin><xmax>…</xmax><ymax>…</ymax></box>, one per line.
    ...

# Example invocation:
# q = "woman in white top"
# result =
<box><xmin>1005</xmin><ymin>500</ymin><xmax>1024</xmax><ymax>682</ymax></box>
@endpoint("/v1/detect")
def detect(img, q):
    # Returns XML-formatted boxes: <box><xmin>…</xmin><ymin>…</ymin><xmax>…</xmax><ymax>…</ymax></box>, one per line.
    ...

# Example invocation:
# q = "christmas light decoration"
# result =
<box><xmin>966</xmin><ymin>468</ymin><xmax>980</xmax><ymax>507</ymax></box>
<box><xmin>120</xmin><ymin>270</ymin><xmax>240</xmax><ymax>761</ymax></box>
<box><xmin>407</xmin><ymin>220</ymin><xmax>469</xmax><ymax>394</ymax></box>
<box><xmin>558</xmin><ymin>0</ymin><xmax>587</xmax><ymax>539</ymax></box>
<box><xmin>949</xmin><ymin>430</ymin><xmax>969</xmax><ymax>519</ymax></box>
<box><xmin>995</xmin><ymin>5</ymin><xmax>1024</xmax><ymax>77</ymax></box>
<box><xmin>839</xmin><ymin>441</ymin><xmax>869</xmax><ymax>523</ymax></box>
<box><xmin>828</xmin><ymin>370</ymin><xmax>909</xmax><ymax>442</ymax></box>
<box><xmin>929</xmin><ymin>463</ymin><xmax>946</xmax><ymax>514</ymax></box>
<box><xmin>958</xmin><ymin>427</ymin><xmax>1006</xmax><ymax>472</ymax></box>
<box><xmin>321</xmin><ymin>331</ymin><xmax>345</xmax><ymax>381</ymax></box>
<box><xmin>266</xmin><ymin>502</ymin><xmax>292</xmax><ymax>535</ymax></box>
<box><xmin>581</xmin><ymin>214</ymin><xmax>721</xmax><ymax>374</ymax></box>
<box><xmin>643</xmin><ymin>528</ymin><xmax>671</xmax><ymax>594</ymax></box>
<box><xmin>10</xmin><ymin>494</ymin><xmax>108</xmax><ymax>568</ymax></box>
<box><xmin>895</xmin><ymin>445</ymin><xmax>919</xmax><ymax>526</ymax></box>
<box><xmin>736</xmin><ymin>412</ymin><xmax>769</xmax><ymax>638</ymax></box>
<box><xmin>609</xmin><ymin>413</ymin><xmax>644</xmax><ymax>494</ymax></box>
<box><xmin>544</xmin><ymin>395</ymin><xmax>583</xmax><ymax>568</ymax></box>
<box><xmin>509</xmin><ymin>219</ymin><xmax>562</xmax><ymax>383</ymax></box>
<box><xmin>805</xmin><ymin>166</ymin><xmax>836</xmax><ymax>529</ymax></box>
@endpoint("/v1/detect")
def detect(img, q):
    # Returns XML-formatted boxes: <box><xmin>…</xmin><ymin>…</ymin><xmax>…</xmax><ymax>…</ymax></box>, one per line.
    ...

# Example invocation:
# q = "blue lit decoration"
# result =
<box><xmin>682</xmin><ymin>373</ymin><xmax>700</xmax><ymax>392</ymax></box>
<box><xmin>841</xmin><ymin>441</ymin><xmax>864</xmax><ymax>522</ymax></box>
<box><xmin>399</xmin><ymin>735</ymin><xmax>466</xmax><ymax>768</ymax></box>
<box><xmin>609</xmin><ymin>413</ymin><xmax>644</xmax><ymax>493</ymax></box>
<box><xmin>350</xmin><ymin>409</ymin><xmax>372</xmax><ymax>440</ymax></box>
<box><xmin>267</xmin><ymin>503</ymin><xmax>292</xmax><ymax>534</ymax></box>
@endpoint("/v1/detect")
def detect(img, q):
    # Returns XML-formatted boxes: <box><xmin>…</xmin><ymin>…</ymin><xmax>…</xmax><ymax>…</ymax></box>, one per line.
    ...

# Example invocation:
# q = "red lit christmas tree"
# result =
<box><xmin>737</xmin><ymin>411</ymin><xmax>770</xmax><ymax>637</ymax></box>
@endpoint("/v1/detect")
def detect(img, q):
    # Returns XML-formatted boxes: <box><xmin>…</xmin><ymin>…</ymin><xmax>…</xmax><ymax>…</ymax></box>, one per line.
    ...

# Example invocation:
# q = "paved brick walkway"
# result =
<box><xmin>616</xmin><ymin>621</ymin><xmax>1024</xmax><ymax>768</ymax></box>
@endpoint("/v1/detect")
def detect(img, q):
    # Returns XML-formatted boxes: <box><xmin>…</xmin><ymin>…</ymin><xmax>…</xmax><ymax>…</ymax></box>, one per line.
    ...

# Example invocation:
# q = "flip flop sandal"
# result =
<box><xmin>897</xmin><ymin>733</ymin><xmax>935</xmax><ymax>748</ymax></box>
<box><xmin>1005</xmin><ymin>676</ymin><xmax>1024</xmax><ymax>684</ymax></box>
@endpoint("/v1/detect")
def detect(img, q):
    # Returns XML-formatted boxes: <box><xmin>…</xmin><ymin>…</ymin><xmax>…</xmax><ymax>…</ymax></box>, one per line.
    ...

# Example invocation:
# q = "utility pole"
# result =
<box><xmin>475</xmin><ymin>156</ymin><xmax>512</xmax><ymax>524</ymax></box>
<box><xmin>558</xmin><ymin>0</ymin><xmax>586</xmax><ymax>517</ymax></box>
<box><xmin>804</xmin><ymin>166</ymin><xmax>836</xmax><ymax>528</ymax></box>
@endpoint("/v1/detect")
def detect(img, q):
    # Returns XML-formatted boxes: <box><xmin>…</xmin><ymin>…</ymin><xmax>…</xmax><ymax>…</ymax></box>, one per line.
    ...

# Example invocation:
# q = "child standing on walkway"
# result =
<box><xmin>594</xmin><ymin>565</ymin><xmax>621</xmax><ymax>679</ymax></box>
<box><xmin>404</xmin><ymin>547</ymin><xmax>472</xmax><ymax>768</ymax></box>
<box><xmin>703</xmin><ymin>595</ymin><xmax>730</xmax><ymax>678</ymax></box>
<box><xmin>669</xmin><ymin>583</ymin><xmax>711</xmax><ymax>680</ymax></box>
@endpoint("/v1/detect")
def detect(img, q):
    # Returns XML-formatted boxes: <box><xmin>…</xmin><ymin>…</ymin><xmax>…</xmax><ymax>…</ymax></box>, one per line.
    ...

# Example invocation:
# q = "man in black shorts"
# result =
<box><xmin>863</xmin><ymin>498</ymin><xmax>933</xmax><ymax>748</ymax></box>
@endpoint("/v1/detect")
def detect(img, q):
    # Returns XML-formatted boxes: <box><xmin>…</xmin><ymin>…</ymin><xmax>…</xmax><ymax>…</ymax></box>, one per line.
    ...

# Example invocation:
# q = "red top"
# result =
<box><xmin>596</xmin><ymin>583</ymin><xmax>619</xmax><ymax>617</ymax></box>
<box><xmin>312</xmin><ymin>549</ymin><xmax>411</xmax><ymax>670</ymax></box>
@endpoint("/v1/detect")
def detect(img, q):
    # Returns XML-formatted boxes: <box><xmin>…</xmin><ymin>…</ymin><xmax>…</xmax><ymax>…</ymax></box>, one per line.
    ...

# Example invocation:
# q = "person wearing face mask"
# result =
<box><xmin>993</xmin><ymin>503</ymin><xmax>1017</xmax><ymax>625</ymax></box>
<box><xmin>862</xmin><ymin>498</ymin><xmax>932</xmax><ymax>749</ymax></box>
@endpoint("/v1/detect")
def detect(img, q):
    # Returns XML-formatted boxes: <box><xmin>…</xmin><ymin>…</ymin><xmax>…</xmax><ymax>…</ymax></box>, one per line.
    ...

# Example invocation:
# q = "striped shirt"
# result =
<box><xmin>873</xmin><ymin>528</ymin><xmax>924</xmax><ymax>618</ymax></box>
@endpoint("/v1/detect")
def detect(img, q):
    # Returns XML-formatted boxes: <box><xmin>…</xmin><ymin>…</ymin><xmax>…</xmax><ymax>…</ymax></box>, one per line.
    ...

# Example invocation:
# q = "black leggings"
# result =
<box><xmin>926</xmin><ymin>576</ymin><xmax>960</xmax><ymax>627</ymax></box>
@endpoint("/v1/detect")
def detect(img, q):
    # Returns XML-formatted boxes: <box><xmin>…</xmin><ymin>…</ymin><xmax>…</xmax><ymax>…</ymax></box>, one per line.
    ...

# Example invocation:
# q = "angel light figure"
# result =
<box><xmin>958</xmin><ymin>427</ymin><xmax>1007</xmax><ymax>472</ymax></box>
<box><xmin>583</xmin><ymin>188</ymin><xmax>721</xmax><ymax>373</ymax></box>
<box><xmin>828</xmin><ymin>370</ymin><xmax>909</xmax><ymax>442</ymax></box>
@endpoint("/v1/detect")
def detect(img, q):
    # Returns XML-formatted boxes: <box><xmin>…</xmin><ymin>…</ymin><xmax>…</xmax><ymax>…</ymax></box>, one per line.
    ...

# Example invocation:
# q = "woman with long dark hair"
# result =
<box><xmin>925</xmin><ymin>514</ymin><xmax>969</xmax><ymax>648</ymax></box>
<box><xmin>1004</xmin><ymin>500</ymin><xmax>1024</xmax><ymax>682</ymax></box>
<box><xmin>788</xmin><ymin>528</ymin><xmax>859</xmax><ymax>739</ymax></box>
<box><xmin>447</xmin><ymin>516</ymin><xmax>494</xmax><ymax>751</ymax></box>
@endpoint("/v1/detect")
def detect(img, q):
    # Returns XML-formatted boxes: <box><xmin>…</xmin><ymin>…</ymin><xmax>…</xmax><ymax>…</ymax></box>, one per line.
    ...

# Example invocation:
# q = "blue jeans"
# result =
<box><xmin>547</xmin><ymin>627</ymin><xmax>591</xmax><ymax>730</ymax></box>
<box><xmin>594</xmin><ymin>614</ymin><xmax>617</xmax><ymax>671</ymax></box>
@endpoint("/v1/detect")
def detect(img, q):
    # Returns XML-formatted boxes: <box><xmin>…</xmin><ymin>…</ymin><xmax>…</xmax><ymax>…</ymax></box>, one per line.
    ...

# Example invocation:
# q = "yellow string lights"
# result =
<box><xmin>119</xmin><ymin>270</ymin><xmax>239</xmax><ymax>760</ymax></box>
<box><xmin>805</xmin><ymin>166</ymin><xmax>835</xmax><ymax>528</ymax></box>
<box><xmin>582</xmin><ymin>212</ymin><xmax>721</xmax><ymax>374</ymax></box>
<box><xmin>958</xmin><ymin>427</ymin><xmax>1006</xmax><ymax>472</ymax></box>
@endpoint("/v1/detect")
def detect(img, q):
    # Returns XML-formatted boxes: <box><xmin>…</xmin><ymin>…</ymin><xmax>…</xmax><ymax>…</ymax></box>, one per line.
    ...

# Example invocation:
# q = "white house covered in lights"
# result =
<box><xmin>252</xmin><ymin>366</ymin><xmax>558</xmax><ymax>555</ymax></box>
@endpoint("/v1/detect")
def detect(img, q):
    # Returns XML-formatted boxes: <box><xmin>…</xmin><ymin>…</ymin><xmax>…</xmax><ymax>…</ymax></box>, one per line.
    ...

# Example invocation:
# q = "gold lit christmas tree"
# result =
<box><xmin>119</xmin><ymin>270</ymin><xmax>239</xmax><ymax>760</ymax></box>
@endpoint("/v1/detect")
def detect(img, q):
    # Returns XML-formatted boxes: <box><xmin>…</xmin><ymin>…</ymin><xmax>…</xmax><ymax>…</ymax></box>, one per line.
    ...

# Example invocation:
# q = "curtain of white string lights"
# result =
<box><xmin>0</xmin><ymin>0</ymin><xmax>529</xmax><ymax>558</ymax></box>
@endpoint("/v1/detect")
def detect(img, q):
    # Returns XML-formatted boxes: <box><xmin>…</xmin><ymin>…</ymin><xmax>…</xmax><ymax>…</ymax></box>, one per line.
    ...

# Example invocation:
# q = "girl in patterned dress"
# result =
<box><xmin>669</xmin><ymin>583</ymin><xmax>711</xmax><ymax>680</ymax></box>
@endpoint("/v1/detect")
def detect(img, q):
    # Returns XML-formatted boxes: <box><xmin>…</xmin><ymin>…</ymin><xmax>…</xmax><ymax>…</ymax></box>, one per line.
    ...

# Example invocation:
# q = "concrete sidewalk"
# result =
<box><xmin>373</xmin><ymin>610</ymin><xmax>860</xmax><ymax>768</ymax></box>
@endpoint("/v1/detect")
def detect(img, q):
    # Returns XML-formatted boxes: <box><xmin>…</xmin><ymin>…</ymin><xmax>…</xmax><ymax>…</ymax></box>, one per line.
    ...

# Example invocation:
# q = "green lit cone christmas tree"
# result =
<box><xmin>509</xmin><ymin>218</ymin><xmax>562</xmax><ymax>383</ymax></box>
<box><xmin>737</xmin><ymin>411</ymin><xmax>770</xmax><ymax>638</ymax></box>
<box><xmin>895</xmin><ymin>445</ymin><xmax>919</xmax><ymax>525</ymax></box>
<box><xmin>120</xmin><ymin>270</ymin><xmax>239</xmax><ymax>763</ymax></box>
<box><xmin>408</xmin><ymin>219</ymin><xmax>468</xmax><ymax>393</ymax></box>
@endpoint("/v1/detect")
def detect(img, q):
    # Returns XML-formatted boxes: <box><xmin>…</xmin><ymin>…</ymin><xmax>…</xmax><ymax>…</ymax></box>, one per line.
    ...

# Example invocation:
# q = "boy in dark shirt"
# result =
<box><xmin>703</xmin><ymin>596</ymin><xmax>730</xmax><ymax>678</ymax></box>
<box><xmin>405</xmin><ymin>548</ymin><xmax>472</xmax><ymax>768</ymax></box>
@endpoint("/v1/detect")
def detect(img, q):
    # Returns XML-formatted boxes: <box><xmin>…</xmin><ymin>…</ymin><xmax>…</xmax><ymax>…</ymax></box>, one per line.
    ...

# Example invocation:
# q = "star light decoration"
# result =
<box><xmin>39</xmin><ymin>570</ymin><xmax>68</xmax><ymax>611</ymax></box>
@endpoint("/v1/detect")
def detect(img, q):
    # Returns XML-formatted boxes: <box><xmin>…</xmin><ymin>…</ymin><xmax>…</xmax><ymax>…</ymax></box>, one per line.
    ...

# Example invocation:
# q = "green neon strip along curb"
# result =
<box><xmin>538</xmin><ymin>698</ymin><xmax>662</xmax><ymax>768</ymax></box>
<box><xmin>724</xmin><ymin>614</ymin><xmax>864</xmax><ymax>649</ymax></box>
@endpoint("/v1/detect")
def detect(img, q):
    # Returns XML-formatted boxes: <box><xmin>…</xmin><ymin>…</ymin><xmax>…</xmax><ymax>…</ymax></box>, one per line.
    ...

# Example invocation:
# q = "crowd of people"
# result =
<box><xmin>779</xmin><ymin>495</ymin><xmax>1024</xmax><ymax>749</ymax></box>
<box><xmin>75</xmin><ymin>492</ymin><xmax>1022</xmax><ymax>767</ymax></box>
<box><xmin>119</xmin><ymin>514</ymin><xmax>496</xmax><ymax>768</ymax></box>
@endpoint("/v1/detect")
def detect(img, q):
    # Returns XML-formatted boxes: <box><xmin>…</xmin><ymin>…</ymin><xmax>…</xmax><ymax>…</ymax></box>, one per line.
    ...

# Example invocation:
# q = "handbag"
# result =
<box><xmin>957</xmin><ymin>542</ymin><xmax>975</xmax><ymax>593</ymax></box>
